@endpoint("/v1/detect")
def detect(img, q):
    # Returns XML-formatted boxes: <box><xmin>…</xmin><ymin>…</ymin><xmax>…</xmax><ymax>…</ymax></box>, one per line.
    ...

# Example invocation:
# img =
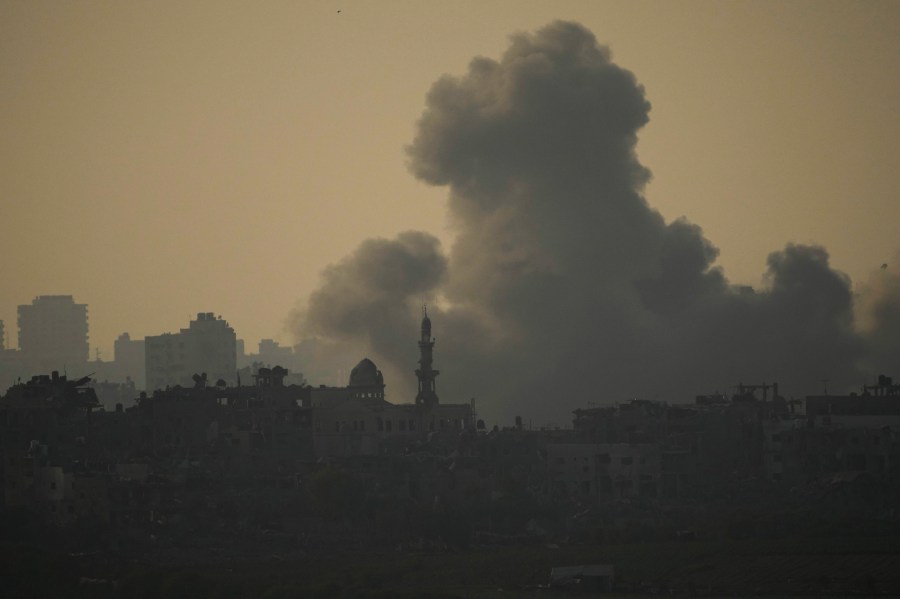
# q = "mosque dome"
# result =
<box><xmin>348</xmin><ymin>358</ymin><xmax>384</xmax><ymax>388</ymax></box>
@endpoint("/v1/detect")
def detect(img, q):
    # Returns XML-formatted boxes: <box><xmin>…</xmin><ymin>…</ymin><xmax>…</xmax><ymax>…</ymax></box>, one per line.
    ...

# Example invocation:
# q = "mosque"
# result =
<box><xmin>310</xmin><ymin>307</ymin><xmax>474</xmax><ymax>457</ymax></box>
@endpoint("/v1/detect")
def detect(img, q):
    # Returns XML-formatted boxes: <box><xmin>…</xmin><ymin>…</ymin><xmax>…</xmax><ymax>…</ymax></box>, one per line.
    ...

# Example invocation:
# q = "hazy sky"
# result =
<box><xmin>2</xmin><ymin>0</ymin><xmax>898</xmax><ymax>364</ymax></box>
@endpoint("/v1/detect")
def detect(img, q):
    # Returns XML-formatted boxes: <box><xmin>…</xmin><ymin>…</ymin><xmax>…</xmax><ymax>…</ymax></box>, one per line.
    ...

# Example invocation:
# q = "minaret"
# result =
<box><xmin>415</xmin><ymin>305</ymin><xmax>439</xmax><ymax>408</ymax></box>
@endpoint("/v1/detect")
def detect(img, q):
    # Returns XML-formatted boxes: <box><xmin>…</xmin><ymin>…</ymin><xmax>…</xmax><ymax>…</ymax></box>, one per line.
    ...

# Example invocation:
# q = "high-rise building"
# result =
<box><xmin>17</xmin><ymin>295</ymin><xmax>89</xmax><ymax>373</ymax></box>
<box><xmin>145</xmin><ymin>312</ymin><xmax>236</xmax><ymax>391</ymax></box>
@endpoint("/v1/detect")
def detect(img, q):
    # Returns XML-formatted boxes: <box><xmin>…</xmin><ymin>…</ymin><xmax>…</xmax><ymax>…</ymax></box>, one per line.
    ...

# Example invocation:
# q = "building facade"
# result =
<box><xmin>145</xmin><ymin>312</ymin><xmax>237</xmax><ymax>391</ymax></box>
<box><xmin>311</xmin><ymin>309</ymin><xmax>473</xmax><ymax>457</ymax></box>
<box><xmin>17</xmin><ymin>295</ymin><xmax>89</xmax><ymax>374</ymax></box>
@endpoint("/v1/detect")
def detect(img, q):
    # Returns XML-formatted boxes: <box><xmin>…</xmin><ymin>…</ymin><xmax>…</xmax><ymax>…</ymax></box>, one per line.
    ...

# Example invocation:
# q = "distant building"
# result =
<box><xmin>805</xmin><ymin>375</ymin><xmax>900</xmax><ymax>429</ymax></box>
<box><xmin>548</xmin><ymin>442</ymin><xmax>660</xmax><ymax>500</ymax></box>
<box><xmin>17</xmin><ymin>295</ymin><xmax>89</xmax><ymax>374</ymax></box>
<box><xmin>311</xmin><ymin>308</ymin><xmax>473</xmax><ymax>457</ymax></box>
<box><xmin>0</xmin><ymin>320</ymin><xmax>18</xmax><ymax>390</ymax></box>
<box><xmin>114</xmin><ymin>332</ymin><xmax>146</xmax><ymax>389</ymax></box>
<box><xmin>765</xmin><ymin>375</ymin><xmax>900</xmax><ymax>484</ymax></box>
<box><xmin>0</xmin><ymin>371</ymin><xmax>99</xmax><ymax>455</ymax></box>
<box><xmin>258</xmin><ymin>338</ymin><xmax>294</xmax><ymax>365</ymax></box>
<box><xmin>0</xmin><ymin>349</ymin><xmax>23</xmax><ymax>392</ymax></box>
<box><xmin>238</xmin><ymin>338</ymin><xmax>304</xmax><ymax>383</ymax></box>
<box><xmin>145</xmin><ymin>312</ymin><xmax>237</xmax><ymax>391</ymax></box>
<box><xmin>89</xmin><ymin>378</ymin><xmax>139</xmax><ymax>412</ymax></box>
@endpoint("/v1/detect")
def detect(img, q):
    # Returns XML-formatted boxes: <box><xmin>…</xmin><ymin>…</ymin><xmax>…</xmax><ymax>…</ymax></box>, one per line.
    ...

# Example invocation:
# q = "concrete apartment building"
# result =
<box><xmin>145</xmin><ymin>312</ymin><xmax>237</xmax><ymax>391</ymax></box>
<box><xmin>17</xmin><ymin>295</ymin><xmax>89</xmax><ymax>374</ymax></box>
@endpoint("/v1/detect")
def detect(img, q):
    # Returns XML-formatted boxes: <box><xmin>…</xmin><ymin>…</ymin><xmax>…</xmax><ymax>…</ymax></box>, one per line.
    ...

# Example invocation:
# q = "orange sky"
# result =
<box><xmin>1</xmin><ymin>0</ymin><xmax>898</xmax><ymax>360</ymax></box>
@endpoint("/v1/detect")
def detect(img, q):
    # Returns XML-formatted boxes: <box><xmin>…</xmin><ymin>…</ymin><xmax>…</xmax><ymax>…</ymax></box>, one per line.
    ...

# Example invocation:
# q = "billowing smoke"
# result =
<box><xmin>856</xmin><ymin>256</ymin><xmax>900</xmax><ymax>377</ymax></box>
<box><xmin>289</xmin><ymin>231</ymin><xmax>447</xmax><ymax>393</ymax></box>
<box><xmin>291</xmin><ymin>21</ymin><xmax>890</xmax><ymax>424</ymax></box>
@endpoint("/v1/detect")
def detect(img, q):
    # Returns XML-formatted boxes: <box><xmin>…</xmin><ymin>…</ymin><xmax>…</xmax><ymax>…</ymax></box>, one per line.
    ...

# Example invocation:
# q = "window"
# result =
<box><xmin>621</xmin><ymin>456</ymin><xmax>633</xmax><ymax>465</ymax></box>
<box><xmin>597</xmin><ymin>453</ymin><xmax>611</xmax><ymax>464</ymax></box>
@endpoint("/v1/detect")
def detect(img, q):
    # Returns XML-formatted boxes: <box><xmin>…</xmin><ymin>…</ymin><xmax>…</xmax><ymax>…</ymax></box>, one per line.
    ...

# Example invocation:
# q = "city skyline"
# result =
<box><xmin>4</xmin><ymin>4</ymin><xmax>900</xmax><ymax>582</ymax></box>
<box><xmin>2</xmin><ymin>1</ymin><xmax>899</xmax><ymax>362</ymax></box>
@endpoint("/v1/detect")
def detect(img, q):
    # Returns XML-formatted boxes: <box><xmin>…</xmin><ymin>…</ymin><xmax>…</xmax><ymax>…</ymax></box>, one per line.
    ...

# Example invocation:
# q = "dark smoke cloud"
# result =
<box><xmin>856</xmin><ymin>257</ymin><xmax>900</xmax><ymax>376</ymax></box>
<box><xmin>291</xmin><ymin>21</ymin><xmax>888</xmax><ymax>424</ymax></box>
<box><xmin>289</xmin><ymin>231</ymin><xmax>446</xmax><ymax>393</ymax></box>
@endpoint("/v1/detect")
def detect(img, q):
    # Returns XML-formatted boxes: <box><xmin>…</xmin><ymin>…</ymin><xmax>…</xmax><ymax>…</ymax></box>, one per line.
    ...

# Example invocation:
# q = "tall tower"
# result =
<box><xmin>415</xmin><ymin>305</ymin><xmax>439</xmax><ymax>408</ymax></box>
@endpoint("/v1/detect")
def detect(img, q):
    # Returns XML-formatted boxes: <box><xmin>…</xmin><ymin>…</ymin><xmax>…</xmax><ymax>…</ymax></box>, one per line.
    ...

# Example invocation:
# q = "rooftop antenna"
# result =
<box><xmin>821</xmin><ymin>379</ymin><xmax>829</xmax><ymax>395</ymax></box>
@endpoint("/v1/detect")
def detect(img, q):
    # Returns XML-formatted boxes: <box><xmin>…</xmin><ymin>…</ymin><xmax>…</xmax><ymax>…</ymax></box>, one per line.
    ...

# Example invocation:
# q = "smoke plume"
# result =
<box><xmin>291</xmin><ymin>21</ymin><xmax>891</xmax><ymax>424</ymax></box>
<box><xmin>856</xmin><ymin>256</ymin><xmax>900</xmax><ymax>377</ymax></box>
